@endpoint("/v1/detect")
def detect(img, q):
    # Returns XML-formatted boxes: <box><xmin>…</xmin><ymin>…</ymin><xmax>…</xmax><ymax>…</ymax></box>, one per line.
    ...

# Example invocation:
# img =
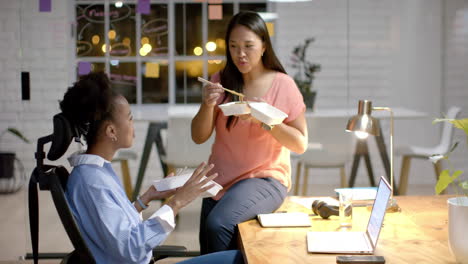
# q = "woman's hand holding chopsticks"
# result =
<box><xmin>198</xmin><ymin>77</ymin><xmax>246</xmax><ymax>103</ymax></box>
<box><xmin>198</xmin><ymin>77</ymin><xmax>225</xmax><ymax>107</ymax></box>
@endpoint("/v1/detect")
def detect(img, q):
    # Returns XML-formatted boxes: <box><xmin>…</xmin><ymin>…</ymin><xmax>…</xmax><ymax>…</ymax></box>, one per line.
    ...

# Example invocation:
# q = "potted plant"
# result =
<box><xmin>291</xmin><ymin>37</ymin><xmax>321</xmax><ymax>110</ymax></box>
<box><xmin>0</xmin><ymin>127</ymin><xmax>30</xmax><ymax>179</ymax></box>
<box><xmin>430</xmin><ymin>117</ymin><xmax>468</xmax><ymax>264</ymax></box>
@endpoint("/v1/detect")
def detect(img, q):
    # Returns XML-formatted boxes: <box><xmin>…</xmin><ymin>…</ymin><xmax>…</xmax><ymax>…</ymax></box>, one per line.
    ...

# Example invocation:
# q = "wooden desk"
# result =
<box><xmin>238</xmin><ymin>195</ymin><xmax>456</xmax><ymax>264</ymax></box>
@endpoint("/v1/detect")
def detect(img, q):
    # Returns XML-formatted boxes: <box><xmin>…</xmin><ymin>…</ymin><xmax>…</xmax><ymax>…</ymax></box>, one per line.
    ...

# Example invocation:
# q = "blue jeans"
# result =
<box><xmin>199</xmin><ymin>177</ymin><xmax>287</xmax><ymax>254</ymax></box>
<box><xmin>176</xmin><ymin>250</ymin><xmax>244</xmax><ymax>264</ymax></box>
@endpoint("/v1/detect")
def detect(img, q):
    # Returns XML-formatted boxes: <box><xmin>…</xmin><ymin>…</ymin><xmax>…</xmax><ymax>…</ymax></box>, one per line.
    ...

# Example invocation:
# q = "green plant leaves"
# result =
<box><xmin>432</xmin><ymin>117</ymin><xmax>468</xmax><ymax>196</ymax></box>
<box><xmin>460</xmin><ymin>180</ymin><xmax>468</xmax><ymax>190</ymax></box>
<box><xmin>435</xmin><ymin>169</ymin><xmax>463</xmax><ymax>194</ymax></box>
<box><xmin>433</xmin><ymin>118</ymin><xmax>468</xmax><ymax>137</ymax></box>
<box><xmin>6</xmin><ymin>127</ymin><xmax>30</xmax><ymax>143</ymax></box>
<box><xmin>449</xmin><ymin>118</ymin><xmax>468</xmax><ymax>134</ymax></box>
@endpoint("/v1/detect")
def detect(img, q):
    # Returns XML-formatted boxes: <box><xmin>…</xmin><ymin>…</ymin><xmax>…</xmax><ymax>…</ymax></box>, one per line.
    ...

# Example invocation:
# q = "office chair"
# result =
<box><xmin>28</xmin><ymin>113</ymin><xmax>192</xmax><ymax>264</ymax></box>
<box><xmin>396</xmin><ymin>106</ymin><xmax>461</xmax><ymax>195</ymax></box>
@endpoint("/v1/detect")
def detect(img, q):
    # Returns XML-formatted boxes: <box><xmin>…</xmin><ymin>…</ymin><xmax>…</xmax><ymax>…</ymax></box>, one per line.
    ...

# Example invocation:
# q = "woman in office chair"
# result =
<box><xmin>61</xmin><ymin>72</ymin><xmax>244</xmax><ymax>264</ymax></box>
<box><xmin>192</xmin><ymin>11</ymin><xmax>308</xmax><ymax>254</ymax></box>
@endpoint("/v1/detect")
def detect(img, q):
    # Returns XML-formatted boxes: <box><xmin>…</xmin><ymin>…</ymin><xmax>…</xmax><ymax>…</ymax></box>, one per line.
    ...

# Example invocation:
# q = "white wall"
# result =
<box><xmin>0</xmin><ymin>0</ymin><xmax>71</xmax><ymax>173</ymax></box>
<box><xmin>0</xmin><ymin>0</ymin><xmax>467</xmax><ymax>192</ymax></box>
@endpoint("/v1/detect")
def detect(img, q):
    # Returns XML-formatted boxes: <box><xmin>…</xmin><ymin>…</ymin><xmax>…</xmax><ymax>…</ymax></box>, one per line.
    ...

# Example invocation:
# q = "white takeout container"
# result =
<box><xmin>249</xmin><ymin>102</ymin><xmax>288</xmax><ymax>126</ymax></box>
<box><xmin>218</xmin><ymin>102</ymin><xmax>250</xmax><ymax>116</ymax></box>
<box><xmin>153</xmin><ymin>173</ymin><xmax>223</xmax><ymax>198</ymax></box>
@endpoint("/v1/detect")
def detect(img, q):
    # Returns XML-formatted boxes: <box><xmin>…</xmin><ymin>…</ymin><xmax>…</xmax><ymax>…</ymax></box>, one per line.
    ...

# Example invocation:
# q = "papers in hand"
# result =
<box><xmin>153</xmin><ymin>173</ymin><xmax>223</xmax><ymax>198</ymax></box>
<box><xmin>257</xmin><ymin>212</ymin><xmax>311</xmax><ymax>227</ymax></box>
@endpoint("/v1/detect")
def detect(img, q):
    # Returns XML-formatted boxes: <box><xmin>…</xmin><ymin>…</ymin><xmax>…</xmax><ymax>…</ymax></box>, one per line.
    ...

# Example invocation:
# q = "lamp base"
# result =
<box><xmin>386</xmin><ymin>198</ymin><xmax>401</xmax><ymax>213</ymax></box>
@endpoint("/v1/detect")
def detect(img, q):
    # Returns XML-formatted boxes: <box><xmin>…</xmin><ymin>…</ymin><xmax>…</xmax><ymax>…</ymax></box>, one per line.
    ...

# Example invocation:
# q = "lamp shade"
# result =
<box><xmin>346</xmin><ymin>100</ymin><xmax>380</xmax><ymax>136</ymax></box>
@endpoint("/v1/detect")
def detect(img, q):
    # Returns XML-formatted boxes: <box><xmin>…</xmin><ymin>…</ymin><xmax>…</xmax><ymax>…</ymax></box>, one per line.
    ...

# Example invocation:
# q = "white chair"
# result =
<box><xmin>396</xmin><ymin>106</ymin><xmax>461</xmax><ymax>195</ymax></box>
<box><xmin>294</xmin><ymin>116</ymin><xmax>354</xmax><ymax>196</ymax></box>
<box><xmin>112</xmin><ymin>150</ymin><xmax>138</xmax><ymax>199</ymax></box>
<box><xmin>162</xmin><ymin>115</ymin><xmax>214</xmax><ymax>174</ymax></box>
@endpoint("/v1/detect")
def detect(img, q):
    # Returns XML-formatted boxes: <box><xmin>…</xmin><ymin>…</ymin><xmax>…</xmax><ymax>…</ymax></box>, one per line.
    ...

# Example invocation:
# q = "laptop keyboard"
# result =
<box><xmin>308</xmin><ymin>232</ymin><xmax>371</xmax><ymax>252</ymax></box>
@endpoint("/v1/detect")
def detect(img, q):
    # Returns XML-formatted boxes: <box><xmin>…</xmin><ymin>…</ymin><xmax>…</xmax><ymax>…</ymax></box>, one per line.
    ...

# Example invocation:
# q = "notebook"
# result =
<box><xmin>307</xmin><ymin>176</ymin><xmax>391</xmax><ymax>254</ymax></box>
<box><xmin>257</xmin><ymin>212</ymin><xmax>311</xmax><ymax>227</ymax></box>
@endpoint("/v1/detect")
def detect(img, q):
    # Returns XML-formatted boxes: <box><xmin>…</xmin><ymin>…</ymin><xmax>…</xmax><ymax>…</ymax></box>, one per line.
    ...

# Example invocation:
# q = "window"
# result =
<box><xmin>74</xmin><ymin>0</ymin><xmax>267</xmax><ymax>105</ymax></box>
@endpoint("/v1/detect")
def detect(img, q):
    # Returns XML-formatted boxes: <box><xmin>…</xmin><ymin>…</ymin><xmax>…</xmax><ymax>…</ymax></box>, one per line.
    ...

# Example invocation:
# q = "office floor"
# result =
<box><xmin>0</xmin><ymin>182</ymin><xmax>435</xmax><ymax>263</ymax></box>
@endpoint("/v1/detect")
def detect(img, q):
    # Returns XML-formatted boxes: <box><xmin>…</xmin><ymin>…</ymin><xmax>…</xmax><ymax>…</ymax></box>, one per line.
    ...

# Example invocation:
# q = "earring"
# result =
<box><xmin>112</xmin><ymin>137</ymin><xmax>117</xmax><ymax>142</ymax></box>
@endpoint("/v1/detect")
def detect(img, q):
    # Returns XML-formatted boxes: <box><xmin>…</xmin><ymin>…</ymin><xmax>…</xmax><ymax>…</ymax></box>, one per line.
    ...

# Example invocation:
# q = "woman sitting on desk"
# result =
<box><xmin>192</xmin><ymin>11</ymin><xmax>308</xmax><ymax>254</ymax></box>
<box><xmin>62</xmin><ymin>72</ymin><xmax>244</xmax><ymax>264</ymax></box>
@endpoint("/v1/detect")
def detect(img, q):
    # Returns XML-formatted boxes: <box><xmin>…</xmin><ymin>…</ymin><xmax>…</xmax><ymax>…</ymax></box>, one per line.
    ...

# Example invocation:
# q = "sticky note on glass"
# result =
<box><xmin>78</xmin><ymin>62</ymin><xmax>91</xmax><ymax>76</ymax></box>
<box><xmin>39</xmin><ymin>0</ymin><xmax>51</xmax><ymax>12</ymax></box>
<box><xmin>137</xmin><ymin>0</ymin><xmax>150</xmax><ymax>14</ymax></box>
<box><xmin>266</xmin><ymin>22</ymin><xmax>275</xmax><ymax>37</ymax></box>
<box><xmin>208</xmin><ymin>5</ymin><xmax>222</xmax><ymax>20</ymax></box>
<box><xmin>145</xmin><ymin>62</ymin><xmax>160</xmax><ymax>78</ymax></box>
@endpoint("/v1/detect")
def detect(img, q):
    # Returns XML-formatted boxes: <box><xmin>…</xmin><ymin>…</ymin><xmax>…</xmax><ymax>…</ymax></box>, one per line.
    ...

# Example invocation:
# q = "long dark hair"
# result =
<box><xmin>60</xmin><ymin>72</ymin><xmax>119</xmax><ymax>146</ymax></box>
<box><xmin>221</xmin><ymin>11</ymin><xmax>286</xmax><ymax>129</ymax></box>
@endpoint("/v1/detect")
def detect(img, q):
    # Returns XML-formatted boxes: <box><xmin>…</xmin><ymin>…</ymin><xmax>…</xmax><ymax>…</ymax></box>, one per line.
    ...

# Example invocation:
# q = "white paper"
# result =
<box><xmin>257</xmin><ymin>212</ymin><xmax>311</xmax><ymax>227</ymax></box>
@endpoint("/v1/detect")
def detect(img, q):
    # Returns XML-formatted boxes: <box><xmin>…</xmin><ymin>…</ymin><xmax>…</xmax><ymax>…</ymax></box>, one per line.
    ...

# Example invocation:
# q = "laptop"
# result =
<box><xmin>307</xmin><ymin>176</ymin><xmax>391</xmax><ymax>254</ymax></box>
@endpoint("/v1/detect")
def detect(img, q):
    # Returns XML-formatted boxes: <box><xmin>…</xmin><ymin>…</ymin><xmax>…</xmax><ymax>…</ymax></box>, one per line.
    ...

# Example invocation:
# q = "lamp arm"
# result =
<box><xmin>372</xmin><ymin>107</ymin><xmax>394</xmax><ymax>199</ymax></box>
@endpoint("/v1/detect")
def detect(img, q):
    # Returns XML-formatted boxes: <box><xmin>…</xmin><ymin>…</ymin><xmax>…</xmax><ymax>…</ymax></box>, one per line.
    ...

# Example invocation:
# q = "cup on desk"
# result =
<box><xmin>339</xmin><ymin>190</ymin><xmax>353</xmax><ymax>228</ymax></box>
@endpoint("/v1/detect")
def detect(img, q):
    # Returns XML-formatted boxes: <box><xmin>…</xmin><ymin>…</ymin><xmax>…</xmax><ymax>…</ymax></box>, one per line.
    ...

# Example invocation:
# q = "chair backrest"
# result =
<box><xmin>436</xmin><ymin>106</ymin><xmax>462</xmax><ymax>154</ymax></box>
<box><xmin>29</xmin><ymin>113</ymin><xmax>95</xmax><ymax>264</ymax></box>
<box><xmin>165</xmin><ymin>115</ymin><xmax>214</xmax><ymax>168</ymax></box>
<box><xmin>303</xmin><ymin>116</ymin><xmax>354</xmax><ymax>164</ymax></box>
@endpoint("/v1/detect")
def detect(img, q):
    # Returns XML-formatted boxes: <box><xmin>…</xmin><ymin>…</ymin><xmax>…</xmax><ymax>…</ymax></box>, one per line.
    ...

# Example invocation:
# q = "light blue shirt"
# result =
<box><xmin>66</xmin><ymin>154</ymin><xmax>175</xmax><ymax>264</ymax></box>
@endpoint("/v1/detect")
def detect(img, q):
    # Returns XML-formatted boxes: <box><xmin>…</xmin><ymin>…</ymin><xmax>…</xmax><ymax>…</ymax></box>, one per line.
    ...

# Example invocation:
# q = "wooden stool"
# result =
<box><xmin>112</xmin><ymin>150</ymin><xmax>138</xmax><ymax>199</ymax></box>
<box><xmin>294</xmin><ymin>160</ymin><xmax>347</xmax><ymax>196</ymax></box>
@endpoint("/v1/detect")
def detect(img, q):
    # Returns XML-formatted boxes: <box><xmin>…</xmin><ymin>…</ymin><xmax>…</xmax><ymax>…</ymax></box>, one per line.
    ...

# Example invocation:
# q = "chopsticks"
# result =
<box><xmin>197</xmin><ymin>77</ymin><xmax>245</xmax><ymax>101</ymax></box>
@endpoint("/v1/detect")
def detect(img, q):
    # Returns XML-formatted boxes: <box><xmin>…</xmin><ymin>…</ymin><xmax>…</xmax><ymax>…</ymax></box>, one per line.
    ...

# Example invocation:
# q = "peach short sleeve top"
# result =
<box><xmin>208</xmin><ymin>72</ymin><xmax>305</xmax><ymax>200</ymax></box>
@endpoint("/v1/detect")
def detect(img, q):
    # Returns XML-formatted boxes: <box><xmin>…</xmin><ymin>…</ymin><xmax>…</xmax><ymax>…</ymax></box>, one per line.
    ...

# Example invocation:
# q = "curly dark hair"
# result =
<box><xmin>60</xmin><ymin>72</ymin><xmax>119</xmax><ymax>146</ymax></box>
<box><xmin>220</xmin><ymin>11</ymin><xmax>286</xmax><ymax>130</ymax></box>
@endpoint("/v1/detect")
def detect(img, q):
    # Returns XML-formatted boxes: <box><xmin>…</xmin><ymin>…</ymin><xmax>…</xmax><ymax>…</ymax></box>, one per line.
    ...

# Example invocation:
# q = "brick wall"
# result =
<box><xmin>0</xmin><ymin>0</ymin><xmax>467</xmax><ymax>191</ymax></box>
<box><xmin>0</xmin><ymin>0</ymin><xmax>71</xmax><ymax>177</ymax></box>
<box><xmin>444</xmin><ymin>0</ymin><xmax>468</xmax><ymax>177</ymax></box>
<box><xmin>275</xmin><ymin>0</ymin><xmax>466</xmax><ymax>187</ymax></box>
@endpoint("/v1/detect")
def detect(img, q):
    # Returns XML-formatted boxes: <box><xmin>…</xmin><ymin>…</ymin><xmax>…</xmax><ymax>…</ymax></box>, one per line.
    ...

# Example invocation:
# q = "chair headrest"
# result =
<box><xmin>47</xmin><ymin>113</ymin><xmax>80</xmax><ymax>161</ymax></box>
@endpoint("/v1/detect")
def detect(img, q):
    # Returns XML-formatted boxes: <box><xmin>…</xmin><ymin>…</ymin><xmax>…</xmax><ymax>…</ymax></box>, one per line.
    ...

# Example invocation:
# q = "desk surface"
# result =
<box><xmin>238</xmin><ymin>195</ymin><xmax>455</xmax><ymax>264</ymax></box>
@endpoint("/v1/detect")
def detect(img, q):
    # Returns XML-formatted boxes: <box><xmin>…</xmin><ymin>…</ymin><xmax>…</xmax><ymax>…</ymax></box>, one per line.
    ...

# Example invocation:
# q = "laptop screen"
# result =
<box><xmin>366</xmin><ymin>177</ymin><xmax>391</xmax><ymax>248</ymax></box>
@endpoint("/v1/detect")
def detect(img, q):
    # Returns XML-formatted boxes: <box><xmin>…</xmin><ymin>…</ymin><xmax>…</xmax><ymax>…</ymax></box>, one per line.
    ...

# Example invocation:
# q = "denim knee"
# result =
<box><xmin>205</xmin><ymin>213</ymin><xmax>232</xmax><ymax>235</ymax></box>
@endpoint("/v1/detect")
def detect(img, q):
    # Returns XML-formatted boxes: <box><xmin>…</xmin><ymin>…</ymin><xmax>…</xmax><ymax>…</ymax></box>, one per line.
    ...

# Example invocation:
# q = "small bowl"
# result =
<box><xmin>249</xmin><ymin>102</ymin><xmax>288</xmax><ymax>126</ymax></box>
<box><xmin>218</xmin><ymin>101</ymin><xmax>251</xmax><ymax>116</ymax></box>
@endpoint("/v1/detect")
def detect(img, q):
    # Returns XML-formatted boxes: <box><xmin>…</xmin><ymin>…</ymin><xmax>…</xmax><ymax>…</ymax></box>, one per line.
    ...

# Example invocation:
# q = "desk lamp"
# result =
<box><xmin>346</xmin><ymin>100</ymin><xmax>400</xmax><ymax>212</ymax></box>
